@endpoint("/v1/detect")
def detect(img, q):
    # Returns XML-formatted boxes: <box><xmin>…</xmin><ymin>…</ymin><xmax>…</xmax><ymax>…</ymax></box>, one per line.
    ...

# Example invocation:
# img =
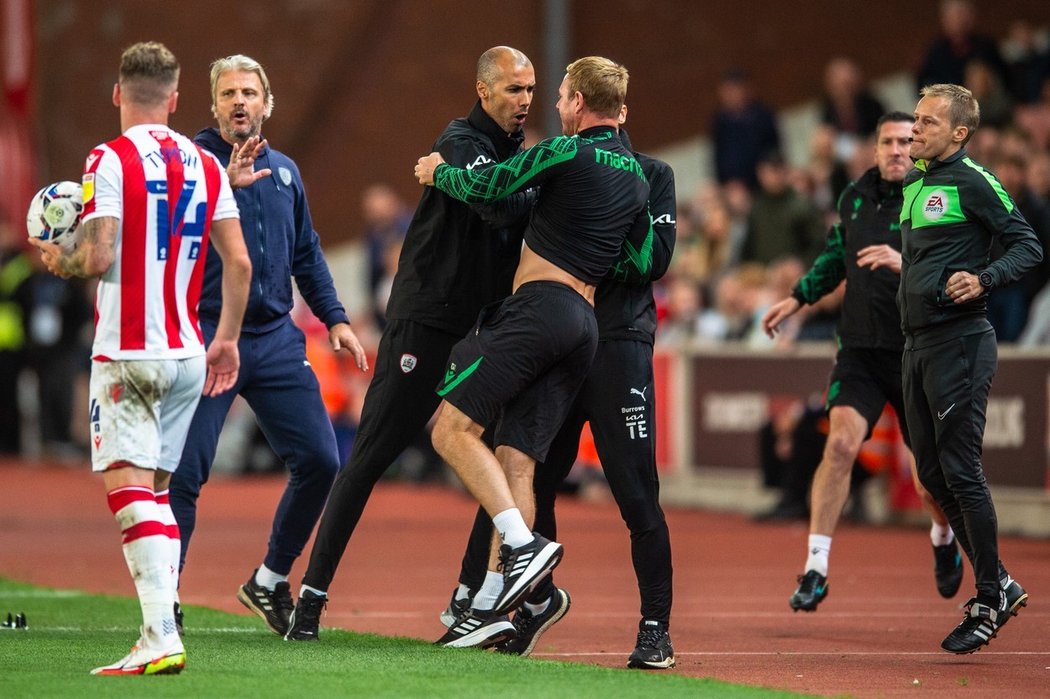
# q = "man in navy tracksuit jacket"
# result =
<box><xmin>169</xmin><ymin>55</ymin><xmax>367</xmax><ymax>637</ymax></box>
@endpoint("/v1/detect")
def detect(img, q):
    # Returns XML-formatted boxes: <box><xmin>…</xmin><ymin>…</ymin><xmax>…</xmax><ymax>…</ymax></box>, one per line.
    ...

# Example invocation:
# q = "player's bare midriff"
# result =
<box><xmin>512</xmin><ymin>242</ymin><xmax>596</xmax><ymax>306</ymax></box>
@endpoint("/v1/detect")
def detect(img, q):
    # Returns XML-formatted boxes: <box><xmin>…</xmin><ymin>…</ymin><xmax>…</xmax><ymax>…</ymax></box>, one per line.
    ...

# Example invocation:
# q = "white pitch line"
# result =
<box><xmin>295</xmin><ymin>610</ymin><xmax>1050</xmax><ymax>621</ymax></box>
<box><xmin>536</xmin><ymin>651</ymin><xmax>1050</xmax><ymax>657</ymax></box>
<box><xmin>24</xmin><ymin>626</ymin><xmax>260</xmax><ymax>633</ymax></box>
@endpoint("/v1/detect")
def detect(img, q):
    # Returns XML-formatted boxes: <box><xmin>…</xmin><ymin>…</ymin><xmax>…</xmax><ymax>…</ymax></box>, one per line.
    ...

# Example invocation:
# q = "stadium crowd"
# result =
<box><xmin>2</xmin><ymin>6</ymin><xmax>1050</xmax><ymax>473</ymax></box>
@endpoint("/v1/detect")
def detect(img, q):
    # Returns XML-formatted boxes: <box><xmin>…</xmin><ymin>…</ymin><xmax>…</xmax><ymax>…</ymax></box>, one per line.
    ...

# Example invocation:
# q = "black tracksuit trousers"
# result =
<box><xmin>302</xmin><ymin>319</ymin><xmax>461</xmax><ymax>591</ymax></box>
<box><xmin>902</xmin><ymin>328</ymin><xmax>1001</xmax><ymax>604</ymax></box>
<box><xmin>458</xmin><ymin>340</ymin><xmax>673</xmax><ymax>625</ymax></box>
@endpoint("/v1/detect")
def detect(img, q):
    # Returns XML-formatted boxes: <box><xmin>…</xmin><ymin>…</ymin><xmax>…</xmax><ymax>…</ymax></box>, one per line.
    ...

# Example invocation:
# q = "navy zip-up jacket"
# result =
<box><xmin>194</xmin><ymin>128</ymin><xmax>350</xmax><ymax>334</ymax></box>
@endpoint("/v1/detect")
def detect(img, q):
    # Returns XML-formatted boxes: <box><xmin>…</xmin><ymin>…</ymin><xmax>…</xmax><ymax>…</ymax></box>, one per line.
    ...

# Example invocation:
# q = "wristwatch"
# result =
<box><xmin>978</xmin><ymin>270</ymin><xmax>994</xmax><ymax>290</ymax></box>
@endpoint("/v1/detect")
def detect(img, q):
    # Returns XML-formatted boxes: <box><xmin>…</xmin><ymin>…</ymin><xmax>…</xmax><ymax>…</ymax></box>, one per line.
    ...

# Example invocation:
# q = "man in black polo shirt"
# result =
<box><xmin>415</xmin><ymin>56</ymin><xmax>649</xmax><ymax>648</ymax></box>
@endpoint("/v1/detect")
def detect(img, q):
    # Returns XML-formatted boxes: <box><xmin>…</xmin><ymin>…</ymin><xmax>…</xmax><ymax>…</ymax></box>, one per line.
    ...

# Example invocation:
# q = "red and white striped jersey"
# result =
<box><xmin>81</xmin><ymin>123</ymin><xmax>239</xmax><ymax>360</ymax></box>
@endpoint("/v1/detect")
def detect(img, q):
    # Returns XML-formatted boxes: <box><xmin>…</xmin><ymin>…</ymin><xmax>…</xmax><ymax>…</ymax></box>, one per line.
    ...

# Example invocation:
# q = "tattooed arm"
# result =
<box><xmin>28</xmin><ymin>216</ymin><xmax>117</xmax><ymax>279</ymax></box>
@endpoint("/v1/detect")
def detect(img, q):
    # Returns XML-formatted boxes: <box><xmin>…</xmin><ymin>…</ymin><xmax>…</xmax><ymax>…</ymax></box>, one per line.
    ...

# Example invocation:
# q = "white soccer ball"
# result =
<box><xmin>26</xmin><ymin>181</ymin><xmax>83</xmax><ymax>249</ymax></box>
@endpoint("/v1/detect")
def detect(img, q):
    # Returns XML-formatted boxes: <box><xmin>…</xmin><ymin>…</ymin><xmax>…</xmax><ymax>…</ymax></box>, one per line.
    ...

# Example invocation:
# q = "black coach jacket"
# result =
<box><xmin>897</xmin><ymin>148</ymin><xmax>1042</xmax><ymax>348</ymax></box>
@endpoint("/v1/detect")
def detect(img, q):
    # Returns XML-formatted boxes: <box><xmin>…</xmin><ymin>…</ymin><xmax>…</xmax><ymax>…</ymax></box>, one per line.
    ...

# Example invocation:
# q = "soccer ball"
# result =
<box><xmin>26</xmin><ymin>181</ymin><xmax>83</xmax><ymax>249</ymax></box>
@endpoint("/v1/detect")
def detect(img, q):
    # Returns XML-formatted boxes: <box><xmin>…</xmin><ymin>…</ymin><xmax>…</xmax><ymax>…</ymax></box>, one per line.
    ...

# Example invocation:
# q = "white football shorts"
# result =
<box><xmin>89</xmin><ymin>356</ymin><xmax>206</xmax><ymax>473</ymax></box>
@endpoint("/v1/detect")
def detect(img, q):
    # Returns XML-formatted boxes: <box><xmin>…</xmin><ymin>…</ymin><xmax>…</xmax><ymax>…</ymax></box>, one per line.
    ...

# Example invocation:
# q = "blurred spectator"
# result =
<box><xmin>360</xmin><ymin>183</ymin><xmax>411</xmax><ymax>326</ymax></box>
<box><xmin>805</xmin><ymin>125</ymin><xmax>850</xmax><ymax>216</ymax></box>
<box><xmin>964</xmin><ymin>58</ymin><xmax>1014</xmax><ymax>128</ymax></box>
<box><xmin>1019</xmin><ymin>283</ymin><xmax>1050</xmax><ymax>345</ymax></box>
<box><xmin>18</xmin><ymin>256</ymin><xmax>93</xmax><ymax>457</ymax></box>
<box><xmin>689</xmin><ymin>186</ymin><xmax>745</xmax><ymax>285</ymax></box>
<box><xmin>844</xmin><ymin>133</ymin><xmax>877</xmax><ymax>185</ymax></box>
<box><xmin>755</xmin><ymin>394</ymin><xmax>872</xmax><ymax>522</ymax></box>
<box><xmin>1001</xmin><ymin>18</ymin><xmax>1050</xmax><ymax>104</ymax></box>
<box><xmin>0</xmin><ymin>225</ymin><xmax>31</xmax><ymax>454</ymax></box>
<box><xmin>656</xmin><ymin>275</ymin><xmax>704</xmax><ymax>345</ymax></box>
<box><xmin>723</xmin><ymin>262</ymin><xmax>776</xmax><ymax>347</ymax></box>
<box><xmin>741</xmin><ymin>151</ymin><xmax>826</xmax><ymax>265</ymax></box>
<box><xmin>819</xmin><ymin>57</ymin><xmax>885</xmax><ymax>168</ymax></box>
<box><xmin>1014</xmin><ymin>76</ymin><xmax>1050</xmax><ymax>150</ymax></box>
<box><xmin>372</xmin><ymin>234</ymin><xmax>404</xmax><ymax>325</ymax></box>
<box><xmin>998</xmin><ymin>125</ymin><xmax>1036</xmax><ymax>161</ymax></box>
<box><xmin>755</xmin><ymin>397</ymin><xmax>818</xmax><ymax>521</ymax></box>
<box><xmin>916</xmin><ymin>0</ymin><xmax>1007</xmax><ymax>91</ymax></box>
<box><xmin>965</xmin><ymin>124</ymin><xmax>1002</xmax><ymax>165</ymax></box>
<box><xmin>664</xmin><ymin>202</ymin><xmax>704</xmax><ymax>283</ymax></box>
<box><xmin>765</xmin><ymin>256</ymin><xmax>805</xmax><ymax>307</ymax></box>
<box><xmin>712</xmin><ymin>68</ymin><xmax>781</xmax><ymax>191</ymax></box>
<box><xmin>989</xmin><ymin>153</ymin><xmax>1050</xmax><ymax>341</ymax></box>
<box><xmin>291</xmin><ymin>295</ymin><xmax>362</xmax><ymax>465</ymax></box>
<box><xmin>1028</xmin><ymin>150</ymin><xmax>1050</xmax><ymax>199</ymax></box>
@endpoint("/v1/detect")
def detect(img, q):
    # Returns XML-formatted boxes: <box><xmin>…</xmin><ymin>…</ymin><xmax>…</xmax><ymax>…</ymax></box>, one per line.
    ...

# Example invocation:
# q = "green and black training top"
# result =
<box><xmin>792</xmin><ymin>166</ymin><xmax>905</xmax><ymax>351</ymax></box>
<box><xmin>434</xmin><ymin>126</ymin><xmax>650</xmax><ymax>286</ymax></box>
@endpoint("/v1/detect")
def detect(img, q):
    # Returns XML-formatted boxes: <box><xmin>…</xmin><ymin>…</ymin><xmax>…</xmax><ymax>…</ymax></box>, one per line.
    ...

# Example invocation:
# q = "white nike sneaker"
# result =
<box><xmin>91</xmin><ymin>636</ymin><xmax>186</xmax><ymax>676</ymax></box>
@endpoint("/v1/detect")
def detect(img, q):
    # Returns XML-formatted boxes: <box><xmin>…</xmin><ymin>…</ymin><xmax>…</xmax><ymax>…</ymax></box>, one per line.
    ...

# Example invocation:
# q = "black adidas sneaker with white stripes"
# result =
<box><xmin>237</xmin><ymin>571</ymin><xmax>294</xmax><ymax>636</ymax></box>
<box><xmin>436</xmin><ymin>608</ymin><xmax>516</xmax><ymax>649</ymax></box>
<box><xmin>941</xmin><ymin>596</ymin><xmax>1007</xmax><ymax>654</ymax></box>
<box><xmin>439</xmin><ymin>587</ymin><xmax>472</xmax><ymax>628</ymax></box>
<box><xmin>492</xmin><ymin>534</ymin><xmax>563</xmax><ymax>616</ymax></box>
<box><xmin>497</xmin><ymin>587</ymin><xmax>571</xmax><ymax>656</ymax></box>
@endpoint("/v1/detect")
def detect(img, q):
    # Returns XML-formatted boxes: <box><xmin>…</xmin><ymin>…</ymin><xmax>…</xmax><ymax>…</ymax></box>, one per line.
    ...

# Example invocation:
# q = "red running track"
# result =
<box><xmin>1</xmin><ymin>460</ymin><xmax>1046</xmax><ymax>697</ymax></box>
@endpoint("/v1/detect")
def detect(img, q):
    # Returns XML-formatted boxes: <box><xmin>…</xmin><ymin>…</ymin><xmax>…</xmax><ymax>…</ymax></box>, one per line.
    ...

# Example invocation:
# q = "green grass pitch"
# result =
<box><xmin>0</xmin><ymin>578</ymin><xmax>804</xmax><ymax>698</ymax></box>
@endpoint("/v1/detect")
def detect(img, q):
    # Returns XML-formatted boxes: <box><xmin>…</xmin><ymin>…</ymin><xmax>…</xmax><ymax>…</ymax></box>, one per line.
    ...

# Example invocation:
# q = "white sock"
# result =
<box><xmin>492</xmin><ymin>508</ymin><xmax>532</xmax><ymax>549</ymax></box>
<box><xmin>472</xmin><ymin>571</ymin><xmax>504</xmax><ymax>611</ymax></box>
<box><xmin>523</xmin><ymin>595</ymin><xmax>550</xmax><ymax>615</ymax></box>
<box><xmin>300</xmin><ymin>584</ymin><xmax>327</xmax><ymax>599</ymax></box>
<box><xmin>804</xmin><ymin>534</ymin><xmax>832</xmax><ymax>577</ymax></box>
<box><xmin>930</xmin><ymin>522</ymin><xmax>955</xmax><ymax>547</ymax></box>
<box><xmin>154</xmin><ymin>489</ymin><xmax>181</xmax><ymax>598</ymax></box>
<box><xmin>254</xmin><ymin>564</ymin><xmax>287</xmax><ymax>590</ymax></box>
<box><xmin>107</xmin><ymin>486</ymin><xmax>180</xmax><ymax>650</ymax></box>
<box><xmin>455</xmin><ymin>583</ymin><xmax>472</xmax><ymax>601</ymax></box>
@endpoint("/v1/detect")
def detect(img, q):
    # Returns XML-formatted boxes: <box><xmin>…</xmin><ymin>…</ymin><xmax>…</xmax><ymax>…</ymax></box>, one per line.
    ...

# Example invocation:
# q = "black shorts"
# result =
<box><xmin>437</xmin><ymin>281</ymin><xmax>598</xmax><ymax>462</ymax></box>
<box><xmin>826</xmin><ymin>347</ymin><xmax>910</xmax><ymax>446</ymax></box>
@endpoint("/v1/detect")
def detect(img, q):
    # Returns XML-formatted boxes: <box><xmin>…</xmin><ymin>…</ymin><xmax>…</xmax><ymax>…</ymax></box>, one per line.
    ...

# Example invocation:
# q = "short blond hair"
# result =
<box><xmin>119</xmin><ymin>41</ymin><xmax>179</xmax><ymax>106</ymax></box>
<box><xmin>920</xmin><ymin>83</ymin><xmax>981</xmax><ymax>145</ymax></box>
<box><xmin>565</xmin><ymin>56</ymin><xmax>628</xmax><ymax>119</ymax></box>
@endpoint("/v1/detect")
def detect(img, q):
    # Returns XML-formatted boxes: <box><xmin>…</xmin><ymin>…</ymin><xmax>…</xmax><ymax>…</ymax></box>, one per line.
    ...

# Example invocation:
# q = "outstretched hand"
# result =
<box><xmin>227</xmin><ymin>136</ymin><xmax>272</xmax><ymax>189</ymax></box>
<box><xmin>761</xmin><ymin>297</ymin><xmax>802</xmax><ymax>338</ymax></box>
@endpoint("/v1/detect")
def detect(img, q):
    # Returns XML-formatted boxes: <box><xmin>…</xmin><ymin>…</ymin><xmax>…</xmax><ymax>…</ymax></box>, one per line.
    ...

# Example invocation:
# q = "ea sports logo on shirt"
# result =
<box><xmin>923</xmin><ymin>189</ymin><xmax>949</xmax><ymax>221</ymax></box>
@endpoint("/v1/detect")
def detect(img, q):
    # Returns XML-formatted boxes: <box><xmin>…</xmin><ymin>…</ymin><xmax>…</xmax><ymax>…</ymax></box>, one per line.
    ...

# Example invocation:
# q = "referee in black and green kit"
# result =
<box><xmin>899</xmin><ymin>83</ymin><xmax>1041</xmax><ymax>655</ymax></box>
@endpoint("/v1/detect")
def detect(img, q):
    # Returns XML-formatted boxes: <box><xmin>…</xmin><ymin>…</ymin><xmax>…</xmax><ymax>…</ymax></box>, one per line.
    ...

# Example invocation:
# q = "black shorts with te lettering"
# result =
<box><xmin>437</xmin><ymin>280</ymin><xmax>598</xmax><ymax>462</ymax></box>
<box><xmin>826</xmin><ymin>346</ymin><xmax>910</xmax><ymax>447</ymax></box>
